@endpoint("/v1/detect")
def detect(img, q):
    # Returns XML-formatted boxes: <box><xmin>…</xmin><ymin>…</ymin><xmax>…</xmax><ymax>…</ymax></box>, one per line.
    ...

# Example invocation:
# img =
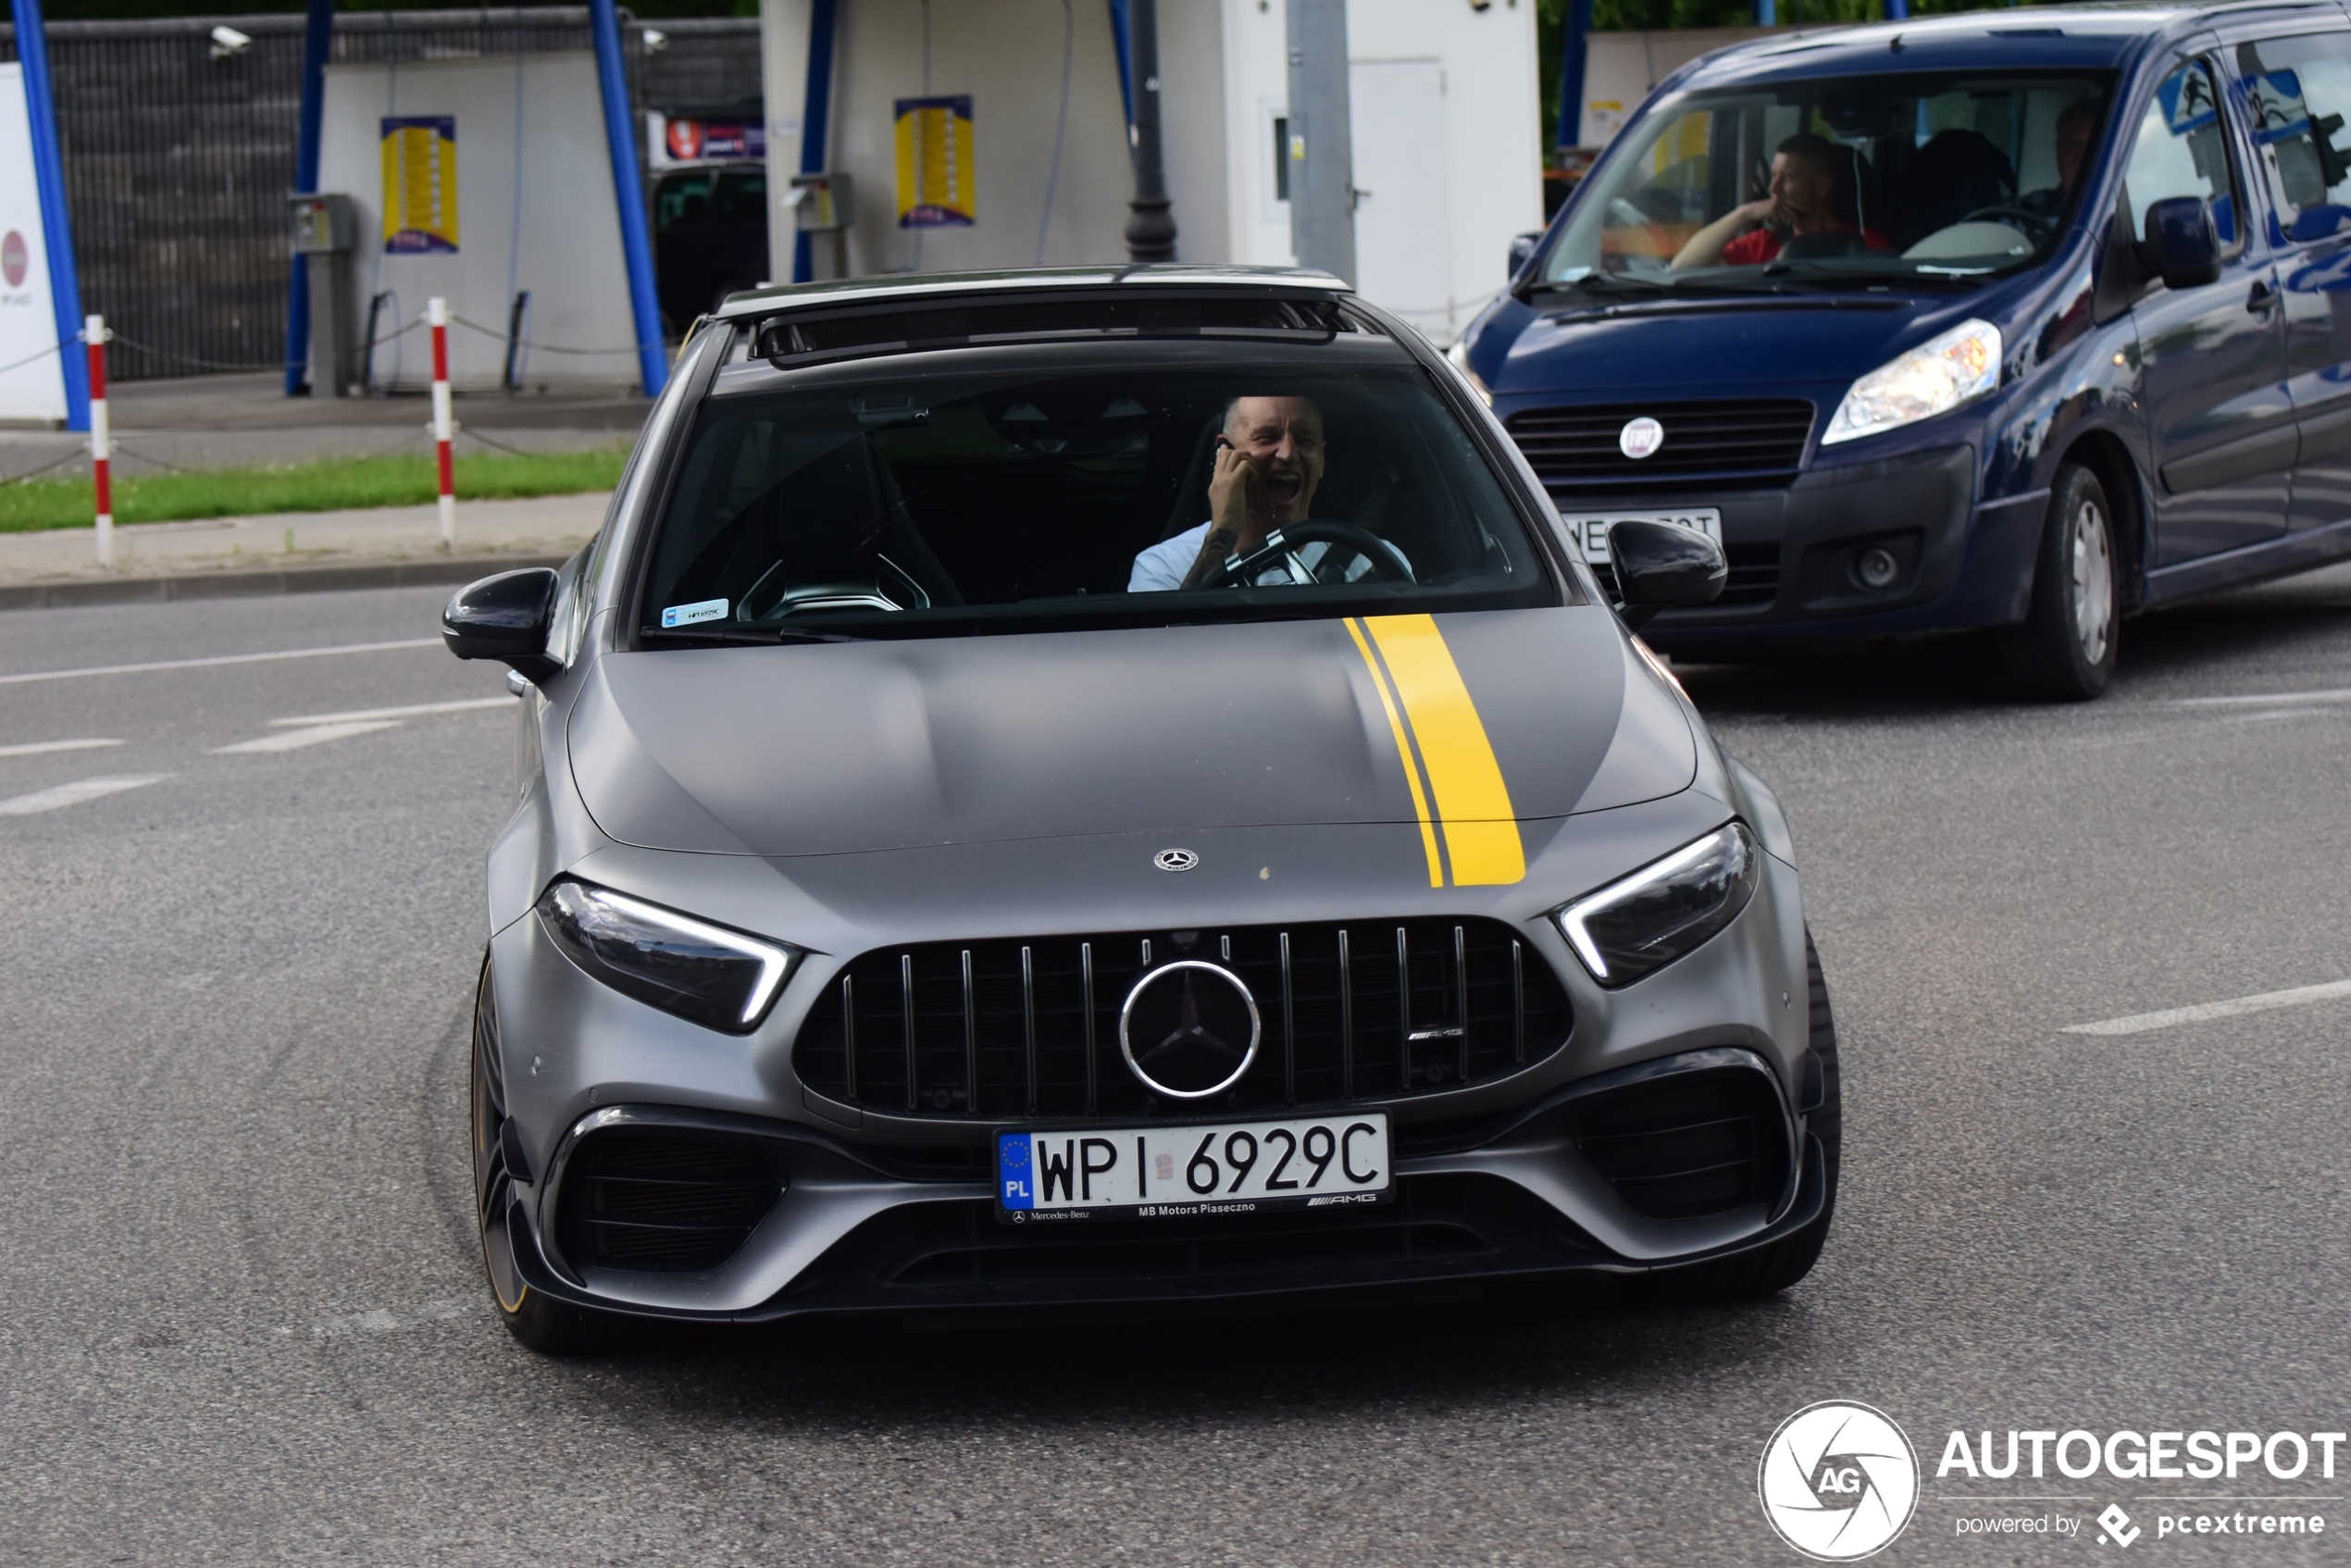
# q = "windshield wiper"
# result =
<box><xmin>640</xmin><ymin>624</ymin><xmax>867</xmax><ymax>646</ymax></box>
<box><xmin>1759</xmin><ymin>260</ymin><xmax>1992</xmax><ymax>290</ymax></box>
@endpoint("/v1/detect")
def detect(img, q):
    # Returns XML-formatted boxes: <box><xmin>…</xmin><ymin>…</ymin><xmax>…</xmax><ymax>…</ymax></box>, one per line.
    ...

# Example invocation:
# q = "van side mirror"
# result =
<box><xmin>2139</xmin><ymin>196</ymin><xmax>2222</xmax><ymax>290</ymax></box>
<box><xmin>1607</xmin><ymin>519</ymin><xmax>1727</xmax><ymax>631</ymax></box>
<box><xmin>443</xmin><ymin>567</ymin><xmax>560</xmax><ymax>684</ymax></box>
<box><xmin>1508</xmin><ymin>230</ymin><xmax>1542</xmax><ymax>278</ymax></box>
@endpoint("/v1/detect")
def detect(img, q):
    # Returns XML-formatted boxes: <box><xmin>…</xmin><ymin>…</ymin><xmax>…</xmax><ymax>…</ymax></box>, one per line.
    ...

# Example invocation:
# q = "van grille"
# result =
<box><xmin>1508</xmin><ymin>400</ymin><xmax>1815</xmax><ymax>489</ymax></box>
<box><xmin>793</xmin><ymin>920</ymin><xmax>1572</xmax><ymax>1121</ymax></box>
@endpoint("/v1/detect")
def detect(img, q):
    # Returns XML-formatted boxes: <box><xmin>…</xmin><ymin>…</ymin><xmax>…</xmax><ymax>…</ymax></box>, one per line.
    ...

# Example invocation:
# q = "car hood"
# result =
<box><xmin>1487</xmin><ymin>294</ymin><xmax>1948</xmax><ymax>399</ymax></box>
<box><xmin>566</xmin><ymin>606</ymin><xmax>1696</xmax><ymax>866</ymax></box>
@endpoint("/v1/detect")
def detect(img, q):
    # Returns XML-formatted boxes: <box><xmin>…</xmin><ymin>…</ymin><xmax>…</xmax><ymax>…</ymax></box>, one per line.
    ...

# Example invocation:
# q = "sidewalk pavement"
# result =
<box><xmin>0</xmin><ymin>491</ymin><xmax>609</xmax><ymax>609</ymax></box>
<box><xmin>0</xmin><ymin>372</ymin><xmax>648</xmax><ymax>479</ymax></box>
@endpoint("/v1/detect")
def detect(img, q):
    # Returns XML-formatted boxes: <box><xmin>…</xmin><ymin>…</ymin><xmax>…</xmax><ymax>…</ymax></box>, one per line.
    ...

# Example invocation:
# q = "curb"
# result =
<box><xmin>0</xmin><ymin>553</ymin><xmax>575</xmax><ymax>612</ymax></box>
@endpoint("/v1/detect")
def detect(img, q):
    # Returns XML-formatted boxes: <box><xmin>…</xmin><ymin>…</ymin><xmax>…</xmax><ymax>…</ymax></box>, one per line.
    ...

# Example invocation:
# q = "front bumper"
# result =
<box><xmin>1561</xmin><ymin>443</ymin><xmax>2046</xmax><ymax>641</ymax></box>
<box><xmin>479</xmin><ymin>803</ymin><xmax>1820</xmax><ymax>1322</ymax></box>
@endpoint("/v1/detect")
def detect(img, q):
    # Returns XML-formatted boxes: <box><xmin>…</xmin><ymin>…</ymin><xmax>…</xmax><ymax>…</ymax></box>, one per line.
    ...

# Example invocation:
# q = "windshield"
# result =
<box><xmin>1543</xmin><ymin>70</ymin><xmax>2114</xmax><ymax>290</ymax></box>
<box><xmin>638</xmin><ymin>356</ymin><xmax>1556</xmax><ymax>641</ymax></box>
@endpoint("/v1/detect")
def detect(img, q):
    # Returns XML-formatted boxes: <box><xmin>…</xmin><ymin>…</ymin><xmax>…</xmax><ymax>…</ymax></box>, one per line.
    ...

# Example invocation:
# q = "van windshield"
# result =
<box><xmin>1542</xmin><ymin>70</ymin><xmax>2115</xmax><ymax>290</ymax></box>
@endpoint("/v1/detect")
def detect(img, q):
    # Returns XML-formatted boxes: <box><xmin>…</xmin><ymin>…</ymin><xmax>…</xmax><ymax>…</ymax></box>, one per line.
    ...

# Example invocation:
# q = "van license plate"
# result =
<box><xmin>1562</xmin><ymin>507</ymin><xmax>1723</xmax><ymax>565</ymax></box>
<box><xmin>994</xmin><ymin>1113</ymin><xmax>1391</xmax><ymax>1225</ymax></box>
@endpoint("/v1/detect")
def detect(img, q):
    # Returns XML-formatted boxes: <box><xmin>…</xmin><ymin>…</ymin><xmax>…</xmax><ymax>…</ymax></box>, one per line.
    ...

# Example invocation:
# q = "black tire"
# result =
<box><xmin>1654</xmin><ymin>931</ymin><xmax>1842</xmax><ymax>1301</ymax></box>
<box><xmin>1998</xmin><ymin>461</ymin><xmax>2120</xmax><ymax>701</ymax></box>
<box><xmin>471</xmin><ymin>955</ymin><xmax>609</xmax><ymax>1354</ymax></box>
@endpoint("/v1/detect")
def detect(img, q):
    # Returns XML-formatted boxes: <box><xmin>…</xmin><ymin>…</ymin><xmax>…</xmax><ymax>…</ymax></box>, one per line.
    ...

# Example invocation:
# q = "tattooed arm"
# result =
<box><xmin>1180</xmin><ymin>438</ymin><xmax>1268</xmax><ymax>590</ymax></box>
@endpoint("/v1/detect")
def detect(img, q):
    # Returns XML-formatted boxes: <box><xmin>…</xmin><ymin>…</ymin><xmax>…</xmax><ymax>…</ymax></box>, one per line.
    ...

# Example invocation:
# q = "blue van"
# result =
<box><xmin>1455</xmin><ymin>3</ymin><xmax>2351</xmax><ymax>697</ymax></box>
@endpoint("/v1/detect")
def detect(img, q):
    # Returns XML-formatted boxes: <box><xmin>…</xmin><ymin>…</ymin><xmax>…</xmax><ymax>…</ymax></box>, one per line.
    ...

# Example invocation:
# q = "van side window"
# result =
<box><xmin>2121</xmin><ymin>61</ymin><xmax>2243</xmax><ymax>254</ymax></box>
<box><xmin>2235</xmin><ymin>36</ymin><xmax>2351</xmax><ymax>242</ymax></box>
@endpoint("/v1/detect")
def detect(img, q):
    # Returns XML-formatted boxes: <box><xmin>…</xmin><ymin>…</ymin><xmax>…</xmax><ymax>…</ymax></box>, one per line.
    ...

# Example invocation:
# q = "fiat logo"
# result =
<box><xmin>1618</xmin><ymin>416</ymin><xmax>1665</xmax><ymax>460</ymax></box>
<box><xmin>1152</xmin><ymin>848</ymin><xmax>1199</xmax><ymax>872</ymax></box>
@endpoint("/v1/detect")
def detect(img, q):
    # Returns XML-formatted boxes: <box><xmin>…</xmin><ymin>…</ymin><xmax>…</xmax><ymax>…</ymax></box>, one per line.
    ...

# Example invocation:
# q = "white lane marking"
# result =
<box><xmin>0</xmin><ymin>773</ymin><xmax>170</xmax><ymax>815</ymax></box>
<box><xmin>0</xmin><ymin>637</ymin><xmax>438</xmax><ymax>687</ymax></box>
<box><xmin>2063</xmin><ymin>978</ymin><xmax>2351</xmax><ymax>1036</ymax></box>
<box><xmin>213</xmin><ymin>719</ymin><xmax>403</xmax><ymax>754</ymax></box>
<box><xmin>268</xmin><ymin>695</ymin><xmax>513</xmax><ymax>727</ymax></box>
<box><xmin>0</xmin><ymin>737</ymin><xmax>122</xmax><ymax>758</ymax></box>
<box><xmin>2177</xmin><ymin>687</ymin><xmax>2351</xmax><ymax>708</ymax></box>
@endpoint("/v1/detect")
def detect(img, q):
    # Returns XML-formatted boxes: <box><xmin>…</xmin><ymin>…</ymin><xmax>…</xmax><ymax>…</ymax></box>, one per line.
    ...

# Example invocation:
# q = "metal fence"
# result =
<box><xmin>0</xmin><ymin>9</ymin><xmax>762</xmax><ymax>382</ymax></box>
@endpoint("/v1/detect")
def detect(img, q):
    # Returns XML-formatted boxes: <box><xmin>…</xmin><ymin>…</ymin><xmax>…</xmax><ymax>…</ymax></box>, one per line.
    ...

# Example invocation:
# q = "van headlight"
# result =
<box><xmin>537</xmin><ymin>880</ymin><xmax>799</xmax><ymax>1032</ymax></box>
<box><xmin>1554</xmin><ymin>823</ymin><xmax>1760</xmax><ymax>986</ymax></box>
<box><xmin>1822</xmin><ymin>318</ymin><xmax>2000</xmax><ymax>445</ymax></box>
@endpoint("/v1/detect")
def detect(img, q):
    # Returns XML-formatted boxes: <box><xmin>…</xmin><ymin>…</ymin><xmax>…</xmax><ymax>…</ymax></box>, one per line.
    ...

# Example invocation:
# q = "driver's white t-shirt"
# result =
<box><xmin>1127</xmin><ymin>521</ymin><xmax>1375</xmax><ymax>592</ymax></box>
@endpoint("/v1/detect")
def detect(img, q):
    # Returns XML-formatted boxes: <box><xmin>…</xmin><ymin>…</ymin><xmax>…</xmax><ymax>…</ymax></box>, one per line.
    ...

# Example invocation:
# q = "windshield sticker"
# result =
<box><xmin>660</xmin><ymin>598</ymin><xmax>728</xmax><ymax>628</ymax></box>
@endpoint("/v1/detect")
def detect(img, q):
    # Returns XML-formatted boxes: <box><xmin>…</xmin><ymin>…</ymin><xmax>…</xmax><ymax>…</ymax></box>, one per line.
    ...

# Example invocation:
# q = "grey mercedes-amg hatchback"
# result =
<box><xmin>442</xmin><ymin>266</ymin><xmax>1839</xmax><ymax>1350</ymax></box>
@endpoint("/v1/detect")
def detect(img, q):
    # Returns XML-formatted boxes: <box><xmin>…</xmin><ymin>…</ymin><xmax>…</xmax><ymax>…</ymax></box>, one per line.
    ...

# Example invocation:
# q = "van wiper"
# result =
<box><xmin>1525</xmin><ymin>271</ymin><xmax>1672</xmax><ymax>298</ymax></box>
<box><xmin>1760</xmin><ymin>261</ymin><xmax>1990</xmax><ymax>291</ymax></box>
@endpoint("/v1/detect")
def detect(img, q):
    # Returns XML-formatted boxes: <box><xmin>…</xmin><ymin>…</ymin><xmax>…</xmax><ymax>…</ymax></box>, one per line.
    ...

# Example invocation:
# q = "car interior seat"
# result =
<box><xmin>1896</xmin><ymin>131</ymin><xmax>2018</xmax><ymax>247</ymax></box>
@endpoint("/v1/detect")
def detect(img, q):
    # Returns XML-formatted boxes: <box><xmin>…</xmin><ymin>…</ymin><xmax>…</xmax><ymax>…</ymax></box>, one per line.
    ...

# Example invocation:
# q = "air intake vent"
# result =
<box><xmin>794</xmin><ymin>919</ymin><xmax>1572</xmax><ymax>1122</ymax></box>
<box><xmin>1508</xmin><ymin>400</ymin><xmax>1815</xmax><ymax>490</ymax></box>
<box><xmin>1569</xmin><ymin>1065</ymin><xmax>1790</xmax><ymax>1219</ymax></box>
<box><xmin>556</xmin><ymin>1127</ymin><xmax>784</xmax><ymax>1274</ymax></box>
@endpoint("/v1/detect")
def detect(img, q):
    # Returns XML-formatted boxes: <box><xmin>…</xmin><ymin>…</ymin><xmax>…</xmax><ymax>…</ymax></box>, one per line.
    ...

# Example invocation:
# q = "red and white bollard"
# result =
<box><xmin>87</xmin><ymin>313</ymin><xmax>111</xmax><ymax>566</ymax></box>
<box><xmin>429</xmin><ymin>295</ymin><xmax>454</xmax><ymax>552</ymax></box>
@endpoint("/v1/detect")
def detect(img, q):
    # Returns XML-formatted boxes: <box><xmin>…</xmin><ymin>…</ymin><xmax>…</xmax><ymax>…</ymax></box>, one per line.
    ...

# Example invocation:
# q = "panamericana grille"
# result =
<box><xmin>793</xmin><ymin>920</ymin><xmax>1572</xmax><ymax>1121</ymax></box>
<box><xmin>1508</xmin><ymin>400</ymin><xmax>1815</xmax><ymax>489</ymax></box>
<box><xmin>1568</xmin><ymin>1066</ymin><xmax>1789</xmax><ymax>1220</ymax></box>
<box><xmin>555</xmin><ymin>1128</ymin><xmax>785</xmax><ymax>1274</ymax></box>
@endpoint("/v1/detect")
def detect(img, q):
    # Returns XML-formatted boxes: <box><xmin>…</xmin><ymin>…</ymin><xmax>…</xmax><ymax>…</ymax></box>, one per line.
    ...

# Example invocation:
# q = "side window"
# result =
<box><xmin>2121</xmin><ymin>60</ymin><xmax>2243</xmax><ymax>254</ymax></box>
<box><xmin>2236</xmin><ymin>34</ymin><xmax>2351</xmax><ymax>242</ymax></box>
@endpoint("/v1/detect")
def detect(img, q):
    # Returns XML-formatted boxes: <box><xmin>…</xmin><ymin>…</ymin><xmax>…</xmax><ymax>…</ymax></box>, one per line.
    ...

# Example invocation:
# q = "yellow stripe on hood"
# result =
<box><xmin>1361</xmin><ymin>614</ymin><xmax>1525</xmax><ymax>887</ymax></box>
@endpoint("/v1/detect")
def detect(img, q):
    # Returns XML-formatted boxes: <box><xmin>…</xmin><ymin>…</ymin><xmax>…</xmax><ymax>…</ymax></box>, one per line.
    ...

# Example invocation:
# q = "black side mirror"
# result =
<box><xmin>2139</xmin><ymin>196</ymin><xmax>2222</xmax><ymax>290</ymax></box>
<box><xmin>1607</xmin><ymin>519</ymin><xmax>1727</xmax><ymax>631</ymax></box>
<box><xmin>443</xmin><ymin>567</ymin><xmax>560</xmax><ymax>685</ymax></box>
<box><xmin>1508</xmin><ymin>230</ymin><xmax>1542</xmax><ymax>279</ymax></box>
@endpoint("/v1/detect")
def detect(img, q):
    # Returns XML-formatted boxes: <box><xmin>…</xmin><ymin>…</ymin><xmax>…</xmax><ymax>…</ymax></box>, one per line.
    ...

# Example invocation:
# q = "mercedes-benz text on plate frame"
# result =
<box><xmin>997</xmin><ymin>1113</ymin><xmax>1392</xmax><ymax>1223</ymax></box>
<box><xmin>1563</xmin><ymin>508</ymin><xmax>1722</xmax><ymax>566</ymax></box>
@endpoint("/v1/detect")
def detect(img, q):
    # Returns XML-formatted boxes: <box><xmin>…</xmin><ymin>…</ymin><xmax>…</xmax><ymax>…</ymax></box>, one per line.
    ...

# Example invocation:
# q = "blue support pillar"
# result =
<box><xmin>1106</xmin><ymin>0</ymin><xmax>1134</xmax><ymax>128</ymax></box>
<box><xmin>1557</xmin><ymin>0</ymin><xmax>1592</xmax><ymax>150</ymax></box>
<box><xmin>1885</xmin><ymin>0</ymin><xmax>1908</xmax><ymax>17</ymax></box>
<box><xmin>1756</xmin><ymin>0</ymin><xmax>1776</xmax><ymax>25</ymax></box>
<box><xmin>285</xmin><ymin>0</ymin><xmax>332</xmax><ymax>395</ymax></box>
<box><xmin>13</xmin><ymin>0</ymin><xmax>85</xmax><ymax>429</ymax></box>
<box><xmin>588</xmin><ymin>0</ymin><xmax>666</xmax><ymax>396</ymax></box>
<box><xmin>790</xmin><ymin>0</ymin><xmax>838</xmax><ymax>284</ymax></box>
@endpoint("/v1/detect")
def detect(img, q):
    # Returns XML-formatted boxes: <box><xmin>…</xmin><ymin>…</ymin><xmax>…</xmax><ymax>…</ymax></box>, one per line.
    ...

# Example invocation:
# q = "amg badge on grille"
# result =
<box><xmin>1152</xmin><ymin>848</ymin><xmax>1199</xmax><ymax>872</ymax></box>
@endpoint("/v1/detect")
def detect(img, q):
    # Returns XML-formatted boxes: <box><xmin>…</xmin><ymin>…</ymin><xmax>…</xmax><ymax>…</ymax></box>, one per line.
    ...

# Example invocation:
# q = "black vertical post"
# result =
<box><xmin>1122</xmin><ymin>0</ymin><xmax>1176</xmax><ymax>263</ymax></box>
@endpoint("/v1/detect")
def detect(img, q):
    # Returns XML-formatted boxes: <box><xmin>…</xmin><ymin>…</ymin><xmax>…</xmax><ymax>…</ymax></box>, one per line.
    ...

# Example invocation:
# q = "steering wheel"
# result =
<box><xmin>1959</xmin><ymin>205</ymin><xmax>2055</xmax><ymax>244</ymax></box>
<box><xmin>1198</xmin><ymin>520</ymin><xmax>1416</xmax><ymax>589</ymax></box>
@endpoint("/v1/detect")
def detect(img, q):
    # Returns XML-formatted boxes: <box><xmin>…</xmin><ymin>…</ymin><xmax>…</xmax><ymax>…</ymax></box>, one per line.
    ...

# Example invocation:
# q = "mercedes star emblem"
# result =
<box><xmin>1153</xmin><ymin>848</ymin><xmax>1200</xmax><ymax>872</ymax></box>
<box><xmin>1117</xmin><ymin>960</ymin><xmax>1262</xmax><ymax>1099</ymax></box>
<box><xmin>1619</xmin><ymin>416</ymin><xmax>1665</xmax><ymax>460</ymax></box>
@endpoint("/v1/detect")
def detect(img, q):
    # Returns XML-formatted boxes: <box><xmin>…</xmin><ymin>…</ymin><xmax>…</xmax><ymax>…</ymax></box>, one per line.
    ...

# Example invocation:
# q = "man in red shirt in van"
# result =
<box><xmin>1673</xmin><ymin>132</ymin><xmax>1892</xmax><ymax>268</ymax></box>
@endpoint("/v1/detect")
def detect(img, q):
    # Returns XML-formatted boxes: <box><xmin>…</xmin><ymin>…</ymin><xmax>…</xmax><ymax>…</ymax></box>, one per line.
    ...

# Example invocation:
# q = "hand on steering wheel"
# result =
<box><xmin>1195</xmin><ymin>520</ymin><xmax>1415</xmax><ymax>590</ymax></box>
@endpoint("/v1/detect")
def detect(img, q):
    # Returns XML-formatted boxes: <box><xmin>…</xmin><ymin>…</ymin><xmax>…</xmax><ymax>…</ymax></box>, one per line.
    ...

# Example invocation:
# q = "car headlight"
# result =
<box><xmin>1554</xmin><ymin>822</ymin><xmax>1760</xmax><ymax>987</ymax></box>
<box><xmin>1446</xmin><ymin>340</ymin><xmax>1493</xmax><ymax>406</ymax></box>
<box><xmin>1821</xmin><ymin>317</ymin><xmax>2000</xmax><ymax>446</ymax></box>
<box><xmin>537</xmin><ymin>880</ymin><xmax>799</xmax><ymax>1032</ymax></box>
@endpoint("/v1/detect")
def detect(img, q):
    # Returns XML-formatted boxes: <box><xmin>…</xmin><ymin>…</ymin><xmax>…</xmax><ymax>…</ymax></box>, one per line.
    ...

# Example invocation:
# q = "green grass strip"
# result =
<box><xmin>0</xmin><ymin>445</ymin><xmax>629</xmax><ymax>533</ymax></box>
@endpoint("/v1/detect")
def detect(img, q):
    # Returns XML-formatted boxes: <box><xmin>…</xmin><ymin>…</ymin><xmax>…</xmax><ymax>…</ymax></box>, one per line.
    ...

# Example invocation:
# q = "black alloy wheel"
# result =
<box><xmin>471</xmin><ymin>954</ymin><xmax>609</xmax><ymax>1354</ymax></box>
<box><xmin>1999</xmin><ymin>461</ymin><xmax>2120</xmax><ymax>701</ymax></box>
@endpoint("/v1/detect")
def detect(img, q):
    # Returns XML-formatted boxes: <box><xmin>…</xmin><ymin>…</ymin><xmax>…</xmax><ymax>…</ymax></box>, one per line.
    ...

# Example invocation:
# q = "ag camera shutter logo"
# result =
<box><xmin>1759</xmin><ymin>1401</ymin><xmax>1921</xmax><ymax>1561</ymax></box>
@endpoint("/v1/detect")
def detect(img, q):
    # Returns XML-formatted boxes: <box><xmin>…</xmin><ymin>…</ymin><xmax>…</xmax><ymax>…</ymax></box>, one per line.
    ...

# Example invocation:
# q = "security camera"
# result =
<box><xmin>209</xmin><ymin>24</ymin><xmax>252</xmax><ymax>56</ymax></box>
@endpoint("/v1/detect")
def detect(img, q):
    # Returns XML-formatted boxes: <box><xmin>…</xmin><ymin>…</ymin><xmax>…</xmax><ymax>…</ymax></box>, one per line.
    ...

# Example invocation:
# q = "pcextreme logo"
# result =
<box><xmin>1759</xmin><ymin>1401</ymin><xmax>1923</xmax><ymax>1561</ymax></box>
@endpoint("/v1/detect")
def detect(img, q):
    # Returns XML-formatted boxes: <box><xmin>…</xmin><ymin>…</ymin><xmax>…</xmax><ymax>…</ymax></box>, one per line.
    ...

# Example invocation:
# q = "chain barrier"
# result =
<box><xmin>449</xmin><ymin>312</ymin><xmax>648</xmax><ymax>357</ymax></box>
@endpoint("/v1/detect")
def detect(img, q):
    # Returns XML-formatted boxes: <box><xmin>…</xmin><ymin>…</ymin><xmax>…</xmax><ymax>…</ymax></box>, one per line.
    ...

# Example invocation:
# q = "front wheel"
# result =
<box><xmin>1998</xmin><ymin>462</ymin><xmax>2120</xmax><ymax>701</ymax></box>
<box><xmin>471</xmin><ymin>955</ymin><xmax>609</xmax><ymax>1354</ymax></box>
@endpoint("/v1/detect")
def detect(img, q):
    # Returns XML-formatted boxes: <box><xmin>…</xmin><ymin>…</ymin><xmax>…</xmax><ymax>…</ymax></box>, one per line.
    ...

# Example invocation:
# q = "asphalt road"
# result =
<box><xmin>2</xmin><ymin>574</ymin><xmax>2347</xmax><ymax>1566</ymax></box>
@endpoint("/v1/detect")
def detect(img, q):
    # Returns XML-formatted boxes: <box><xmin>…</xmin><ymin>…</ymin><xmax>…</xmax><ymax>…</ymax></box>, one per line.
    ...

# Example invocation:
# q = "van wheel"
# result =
<box><xmin>1999</xmin><ymin>462</ymin><xmax>2119</xmax><ymax>701</ymax></box>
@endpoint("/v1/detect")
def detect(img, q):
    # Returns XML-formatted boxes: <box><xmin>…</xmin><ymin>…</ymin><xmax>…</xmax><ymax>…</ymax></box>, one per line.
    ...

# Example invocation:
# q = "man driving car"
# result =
<box><xmin>1130</xmin><ymin>394</ymin><xmax>1335</xmax><ymax>591</ymax></box>
<box><xmin>1672</xmin><ymin>132</ymin><xmax>1892</xmax><ymax>269</ymax></box>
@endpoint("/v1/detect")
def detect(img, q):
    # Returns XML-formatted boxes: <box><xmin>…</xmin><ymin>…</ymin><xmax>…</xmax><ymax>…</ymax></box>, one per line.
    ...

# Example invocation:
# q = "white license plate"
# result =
<box><xmin>995</xmin><ymin>1112</ymin><xmax>1391</xmax><ymax>1225</ymax></box>
<box><xmin>1562</xmin><ymin>507</ymin><xmax>1723</xmax><ymax>565</ymax></box>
